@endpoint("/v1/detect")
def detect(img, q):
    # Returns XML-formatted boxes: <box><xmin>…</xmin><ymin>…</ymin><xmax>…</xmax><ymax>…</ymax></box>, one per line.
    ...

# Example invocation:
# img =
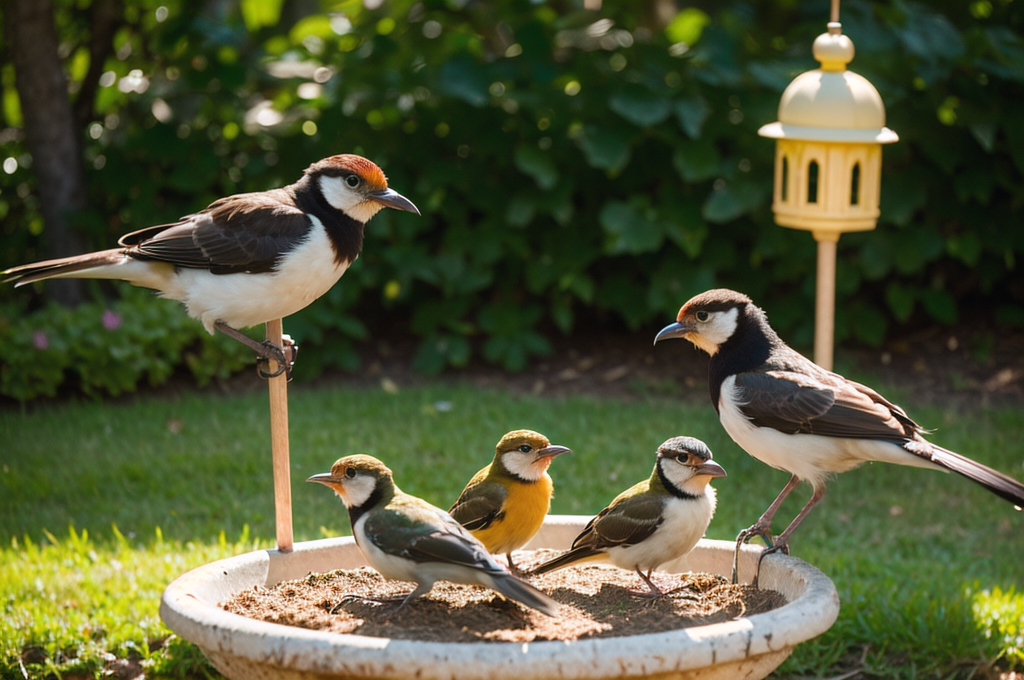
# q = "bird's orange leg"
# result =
<box><xmin>732</xmin><ymin>474</ymin><xmax>802</xmax><ymax>584</ymax></box>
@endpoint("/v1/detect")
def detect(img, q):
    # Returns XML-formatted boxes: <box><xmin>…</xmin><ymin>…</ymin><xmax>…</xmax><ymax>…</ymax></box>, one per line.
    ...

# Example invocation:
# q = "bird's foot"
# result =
<box><xmin>502</xmin><ymin>553</ymin><xmax>525</xmax><ymax>577</ymax></box>
<box><xmin>329</xmin><ymin>593</ymin><xmax>397</xmax><ymax>614</ymax></box>
<box><xmin>732</xmin><ymin>522</ymin><xmax>774</xmax><ymax>584</ymax></box>
<box><xmin>214</xmin><ymin>322</ymin><xmax>298</xmax><ymax>380</ymax></box>
<box><xmin>256</xmin><ymin>335</ymin><xmax>298</xmax><ymax>380</ymax></box>
<box><xmin>751</xmin><ymin>541</ymin><xmax>790</xmax><ymax>590</ymax></box>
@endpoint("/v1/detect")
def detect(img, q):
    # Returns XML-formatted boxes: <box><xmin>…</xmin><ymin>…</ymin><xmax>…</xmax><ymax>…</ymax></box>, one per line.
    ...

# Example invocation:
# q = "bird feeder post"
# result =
<box><xmin>813</xmin><ymin>233</ymin><xmax>838</xmax><ymax>371</ymax></box>
<box><xmin>758</xmin><ymin>5</ymin><xmax>897</xmax><ymax>371</ymax></box>
<box><xmin>265</xmin><ymin>318</ymin><xmax>293</xmax><ymax>553</ymax></box>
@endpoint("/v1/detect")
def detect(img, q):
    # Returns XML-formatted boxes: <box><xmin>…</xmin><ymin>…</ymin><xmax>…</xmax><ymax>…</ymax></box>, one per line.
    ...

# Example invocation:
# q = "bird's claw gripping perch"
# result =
<box><xmin>729</xmin><ymin>520</ymin><xmax>774</xmax><ymax>585</ymax></box>
<box><xmin>213</xmin><ymin>321</ymin><xmax>298</xmax><ymax>381</ymax></box>
<box><xmin>255</xmin><ymin>339</ymin><xmax>298</xmax><ymax>380</ymax></box>
<box><xmin>750</xmin><ymin>541</ymin><xmax>789</xmax><ymax>589</ymax></box>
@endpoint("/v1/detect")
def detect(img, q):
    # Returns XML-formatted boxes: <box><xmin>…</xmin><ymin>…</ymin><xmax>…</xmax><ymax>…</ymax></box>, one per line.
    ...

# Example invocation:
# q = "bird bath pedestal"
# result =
<box><xmin>161</xmin><ymin>515</ymin><xmax>839</xmax><ymax>680</ymax></box>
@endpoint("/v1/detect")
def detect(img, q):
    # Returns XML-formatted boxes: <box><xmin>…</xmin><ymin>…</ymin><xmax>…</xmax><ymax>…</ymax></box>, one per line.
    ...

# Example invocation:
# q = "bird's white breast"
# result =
<box><xmin>171</xmin><ymin>215</ymin><xmax>350</xmax><ymax>333</ymax></box>
<box><xmin>606</xmin><ymin>492</ymin><xmax>715</xmax><ymax>573</ymax></box>
<box><xmin>718</xmin><ymin>375</ymin><xmax>940</xmax><ymax>490</ymax></box>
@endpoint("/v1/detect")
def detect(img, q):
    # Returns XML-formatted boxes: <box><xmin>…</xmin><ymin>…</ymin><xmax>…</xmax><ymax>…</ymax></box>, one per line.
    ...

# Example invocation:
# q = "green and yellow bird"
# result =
<box><xmin>449</xmin><ymin>430</ymin><xmax>571</xmax><ymax>573</ymax></box>
<box><xmin>307</xmin><ymin>454</ymin><xmax>558</xmax><ymax>616</ymax></box>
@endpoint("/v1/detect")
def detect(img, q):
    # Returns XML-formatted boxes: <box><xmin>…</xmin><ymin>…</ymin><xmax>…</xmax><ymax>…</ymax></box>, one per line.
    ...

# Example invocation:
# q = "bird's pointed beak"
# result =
<box><xmin>694</xmin><ymin>460</ymin><xmax>727</xmax><ymax>479</ymax></box>
<box><xmin>537</xmin><ymin>444</ymin><xmax>572</xmax><ymax>459</ymax></box>
<box><xmin>654</xmin><ymin>321</ymin><xmax>690</xmax><ymax>346</ymax></box>
<box><xmin>306</xmin><ymin>472</ymin><xmax>338</xmax><ymax>486</ymax></box>
<box><xmin>369</xmin><ymin>187</ymin><xmax>420</xmax><ymax>215</ymax></box>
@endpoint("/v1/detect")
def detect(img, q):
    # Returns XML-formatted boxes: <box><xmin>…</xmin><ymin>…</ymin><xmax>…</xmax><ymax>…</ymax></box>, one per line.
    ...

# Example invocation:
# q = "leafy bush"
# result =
<box><xmin>1</xmin><ymin>0</ymin><xmax>1022</xmax><ymax>396</ymax></box>
<box><xmin>0</xmin><ymin>286</ymin><xmax>251</xmax><ymax>401</ymax></box>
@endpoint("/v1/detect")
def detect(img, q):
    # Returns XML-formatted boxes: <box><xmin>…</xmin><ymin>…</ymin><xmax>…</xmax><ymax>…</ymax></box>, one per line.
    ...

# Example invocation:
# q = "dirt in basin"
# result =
<box><xmin>220</xmin><ymin>551</ymin><xmax>786</xmax><ymax>643</ymax></box>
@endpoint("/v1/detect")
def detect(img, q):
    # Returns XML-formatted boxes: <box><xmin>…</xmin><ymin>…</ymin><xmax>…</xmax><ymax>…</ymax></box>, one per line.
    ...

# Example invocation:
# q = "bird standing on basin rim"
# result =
<box><xmin>307</xmin><ymin>454</ymin><xmax>559</xmax><ymax>616</ymax></box>
<box><xmin>2</xmin><ymin>154</ymin><xmax>419</xmax><ymax>377</ymax></box>
<box><xmin>654</xmin><ymin>288</ymin><xmax>1024</xmax><ymax>578</ymax></box>
<box><xmin>448</xmin><ymin>430</ymin><xmax>571</xmax><ymax>573</ymax></box>
<box><xmin>531</xmin><ymin>437</ymin><xmax>726</xmax><ymax>597</ymax></box>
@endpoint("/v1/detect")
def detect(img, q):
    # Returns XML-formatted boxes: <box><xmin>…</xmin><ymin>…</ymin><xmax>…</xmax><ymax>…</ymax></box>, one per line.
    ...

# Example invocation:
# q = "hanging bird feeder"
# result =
<box><xmin>758</xmin><ymin>3</ymin><xmax>897</xmax><ymax>370</ymax></box>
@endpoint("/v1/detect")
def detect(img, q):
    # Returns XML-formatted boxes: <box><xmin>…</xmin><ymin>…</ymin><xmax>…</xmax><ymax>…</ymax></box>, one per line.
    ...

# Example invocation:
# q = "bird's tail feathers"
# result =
<box><xmin>3</xmin><ymin>249</ymin><xmax>129</xmax><ymax>286</ymax></box>
<box><xmin>488</xmin><ymin>572</ymin><xmax>559</xmax><ymax>617</ymax></box>
<box><xmin>928</xmin><ymin>444</ymin><xmax>1024</xmax><ymax>509</ymax></box>
<box><xmin>529</xmin><ymin>546</ymin><xmax>603</xmax><ymax>576</ymax></box>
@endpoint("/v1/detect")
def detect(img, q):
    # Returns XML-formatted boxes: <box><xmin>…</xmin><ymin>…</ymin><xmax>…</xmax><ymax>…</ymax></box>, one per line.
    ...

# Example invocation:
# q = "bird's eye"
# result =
<box><xmin>345</xmin><ymin>467</ymin><xmax>357</xmax><ymax>479</ymax></box>
<box><xmin>518</xmin><ymin>444</ymin><xmax>532</xmax><ymax>453</ymax></box>
<box><xmin>695</xmin><ymin>311</ymin><xmax>710</xmax><ymax>322</ymax></box>
<box><xmin>345</xmin><ymin>175</ymin><xmax>361</xmax><ymax>188</ymax></box>
<box><xmin>676</xmin><ymin>454</ymin><xmax>688</xmax><ymax>464</ymax></box>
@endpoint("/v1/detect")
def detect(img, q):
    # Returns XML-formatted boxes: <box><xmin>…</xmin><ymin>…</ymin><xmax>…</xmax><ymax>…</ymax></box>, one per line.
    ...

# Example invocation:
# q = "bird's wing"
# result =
<box><xmin>124</xmin><ymin>189</ymin><xmax>311</xmax><ymax>274</ymax></box>
<box><xmin>364</xmin><ymin>499</ymin><xmax>502</xmax><ymax>572</ymax></box>
<box><xmin>571</xmin><ymin>485</ymin><xmax>665</xmax><ymax>552</ymax></box>
<box><xmin>448</xmin><ymin>478</ymin><xmax>507</xmax><ymax>531</ymax></box>
<box><xmin>734</xmin><ymin>370</ymin><xmax>916</xmax><ymax>441</ymax></box>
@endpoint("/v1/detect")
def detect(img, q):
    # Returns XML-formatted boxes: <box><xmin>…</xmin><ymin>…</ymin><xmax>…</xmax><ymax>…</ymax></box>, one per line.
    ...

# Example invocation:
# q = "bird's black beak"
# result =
<box><xmin>694</xmin><ymin>460</ymin><xmax>727</xmax><ymax>479</ymax></box>
<box><xmin>537</xmin><ymin>444</ymin><xmax>572</xmax><ymax>459</ymax></box>
<box><xmin>370</xmin><ymin>187</ymin><xmax>420</xmax><ymax>215</ymax></box>
<box><xmin>654</xmin><ymin>321</ymin><xmax>690</xmax><ymax>346</ymax></box>
<box><xmin>306</xmin><ymin>472</ymin><xmax>338</xmax><ymax>486</ymax></box>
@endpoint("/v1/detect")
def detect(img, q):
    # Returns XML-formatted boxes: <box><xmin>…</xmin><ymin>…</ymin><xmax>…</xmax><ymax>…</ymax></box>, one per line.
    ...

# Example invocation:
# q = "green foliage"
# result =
<box><xmin>1</xmin><ymin>0</ymin><xmax>1023</xmax><ymax>397</ymax></box>
<box><xmin>0</xmin><ymin>286</ymin><xmax>251</xmax><ymax>401</ymax></box>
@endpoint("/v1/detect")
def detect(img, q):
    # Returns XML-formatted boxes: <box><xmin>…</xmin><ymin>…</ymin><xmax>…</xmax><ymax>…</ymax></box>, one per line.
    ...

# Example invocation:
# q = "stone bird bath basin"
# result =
<box><xmin>161</xmin><ymin>514</ymin><xmax>839</xmax><ymax>680</ymax></box>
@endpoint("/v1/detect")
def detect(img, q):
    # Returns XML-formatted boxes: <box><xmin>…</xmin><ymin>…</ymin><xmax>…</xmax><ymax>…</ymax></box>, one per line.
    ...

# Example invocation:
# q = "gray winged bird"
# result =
<box><xmin>2</xmin><ymin>154</ymin><xmax>418</xmax><ymax>376</ymax></box>
<box><xmin>531</xmin><ymin>437</ymin><xmax>725</xmax><ymax>596</ymax></box>
<box><xmin>307</xmin><ymin>454</ymin><xmax>558</xmax><ymax>616</ymax></box>
<box><xmin>654</xmin><ymin>288</ymin><xmax>1024</xmax><ymax>578</ymax></box>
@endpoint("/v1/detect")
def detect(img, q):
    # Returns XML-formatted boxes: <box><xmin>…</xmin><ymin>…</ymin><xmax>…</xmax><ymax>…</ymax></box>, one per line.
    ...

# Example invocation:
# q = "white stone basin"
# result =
<box><xmin>160</xmin><ymin>514</ymin><xmax>839</xmax><ymax>680</ymax></box>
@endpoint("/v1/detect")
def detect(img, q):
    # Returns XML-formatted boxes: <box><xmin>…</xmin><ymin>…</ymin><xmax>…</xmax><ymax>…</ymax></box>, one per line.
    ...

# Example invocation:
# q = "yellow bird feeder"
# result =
<box><xmin>758</xmin><ymin>5</ymin><xmax>897</xmax><ymax>370</ymax></box>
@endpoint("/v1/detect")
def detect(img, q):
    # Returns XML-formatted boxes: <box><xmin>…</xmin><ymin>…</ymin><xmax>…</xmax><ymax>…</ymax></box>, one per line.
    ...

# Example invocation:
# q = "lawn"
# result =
<box><xmin>1</xmin><ymin>377</ymin><xmax>1022</xmax><ymax>679</ymax></box>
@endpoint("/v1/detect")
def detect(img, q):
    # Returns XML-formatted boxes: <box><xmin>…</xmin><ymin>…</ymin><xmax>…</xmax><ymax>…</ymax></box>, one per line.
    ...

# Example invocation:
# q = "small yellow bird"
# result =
<box><xmin>449</xmin><ymin>430</ymin><xmax>571</xmax><ymax>573</ymax></box>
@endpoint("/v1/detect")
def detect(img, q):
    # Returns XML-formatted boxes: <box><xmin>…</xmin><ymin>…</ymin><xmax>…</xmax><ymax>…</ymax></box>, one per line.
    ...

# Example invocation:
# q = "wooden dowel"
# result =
<box><xmin>814</xmin><ymin>236</ymin><xmax>838</xmax><ymax>371</ymax></box>
<box><xmin>266</xmin><ymin>318</ymin><xmax>293</xmax><ymax>553</ymax></box>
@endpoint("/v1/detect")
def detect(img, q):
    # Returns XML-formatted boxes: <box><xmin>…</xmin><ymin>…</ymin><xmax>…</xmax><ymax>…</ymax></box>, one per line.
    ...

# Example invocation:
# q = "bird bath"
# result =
<box><xmin>161</xmin><ymin>514</ymin><xmax>839</xmax><ymax>680</ymax></box>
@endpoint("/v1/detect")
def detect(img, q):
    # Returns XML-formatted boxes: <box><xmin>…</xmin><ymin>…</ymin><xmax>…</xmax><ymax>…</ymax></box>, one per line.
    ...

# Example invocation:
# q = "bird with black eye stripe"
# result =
<box><xmin>531</xmin><ymin>437</ymin><xmax>726</xmax><ymax>597</ymax></box>
<box><xmin>448</xmin><ymin>430</ymin><xmax>571</xmax><ymax>574</ymax></box>
<box><xmin>2</xmin><ymin>154</ymin><xmax>419</xmax><ymax>377</ymax></box>
<box><xmin>655</xmin><ymin>288</ymin><xmax>1024</xmax><ymax>582</ymax></box>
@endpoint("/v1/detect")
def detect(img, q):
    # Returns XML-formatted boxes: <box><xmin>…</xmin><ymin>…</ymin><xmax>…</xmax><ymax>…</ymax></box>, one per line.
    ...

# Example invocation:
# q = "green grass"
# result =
<box><xmin>1</xmin><ymin>381</ymin><xmax>1023</xmax><ymax>679</ymax></box>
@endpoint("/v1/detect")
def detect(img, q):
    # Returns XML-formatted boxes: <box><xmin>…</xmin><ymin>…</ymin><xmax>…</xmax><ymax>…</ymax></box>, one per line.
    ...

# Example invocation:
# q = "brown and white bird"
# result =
<box><xmin>654</xmin><ymin>288</ymin><xmax>1024</xmax><ymax>572</ymax></box>
<box><xmin>2</xmin><ymin>154</ymin><xmax>418</xmax><ymax>373</ymax></box>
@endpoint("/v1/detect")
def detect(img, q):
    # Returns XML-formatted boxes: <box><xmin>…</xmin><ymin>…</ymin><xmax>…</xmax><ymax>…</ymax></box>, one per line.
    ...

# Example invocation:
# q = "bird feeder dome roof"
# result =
<box><xmin>759</xmin><ymin>24</ymin><xmax>898</xmax><ymax>144</ymax></box>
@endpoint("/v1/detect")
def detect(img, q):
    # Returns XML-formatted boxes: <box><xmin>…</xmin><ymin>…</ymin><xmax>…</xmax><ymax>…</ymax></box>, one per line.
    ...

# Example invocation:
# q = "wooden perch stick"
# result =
<box><xmin>265</xmin><ymin>318</ymin><xmax>293</xmax><ymax>552</ymax></box>
<box><xmin>814</xmin><ymin>237</ymin><xmax>837</xmax><ymax>372</ymax></box>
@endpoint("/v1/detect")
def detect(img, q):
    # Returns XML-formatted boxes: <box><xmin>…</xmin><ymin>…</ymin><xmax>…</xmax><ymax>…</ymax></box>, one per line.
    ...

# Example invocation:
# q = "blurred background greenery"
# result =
<box><xmin>1</xmin><ymin>0</ymin><xmax>1023</xmax><ymax>399</ymax></box>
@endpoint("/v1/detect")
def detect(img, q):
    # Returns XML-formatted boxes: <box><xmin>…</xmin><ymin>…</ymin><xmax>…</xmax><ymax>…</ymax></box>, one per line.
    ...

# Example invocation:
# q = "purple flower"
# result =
<box><xmin>33</xmin><ymin>331</ymin><xmax>48</xmax><ymax>350</ymax></box>
<box><xmin>102</xmin><ymin>309</ymin><xmax>122</xmax><ymax>330</ymax></box>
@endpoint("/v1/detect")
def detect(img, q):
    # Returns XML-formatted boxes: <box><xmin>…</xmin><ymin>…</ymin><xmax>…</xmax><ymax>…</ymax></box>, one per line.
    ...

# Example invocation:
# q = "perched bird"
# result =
<box><xmin>654</xmin><ymin>288</ymin><xmax>1024</xmax><ymax>572</ymax></box>
<box><xmin>2</xmin><ymin>154</ymin><xmax>418</xmax><ymax>376</ymax></box>
<box><xmin>307</xmin><ymin>454</ymin><xmax>558</xmax><ymax>616</ymax></box>
<box><xmin>531</xmin><ymin>437</ymin><xmax>726</xmax><ymax>597</ymax></box>
<box><xmin>448</xmin><ymin>430</ymin><xmax>571</xmax><ymax>573</ymax></box>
